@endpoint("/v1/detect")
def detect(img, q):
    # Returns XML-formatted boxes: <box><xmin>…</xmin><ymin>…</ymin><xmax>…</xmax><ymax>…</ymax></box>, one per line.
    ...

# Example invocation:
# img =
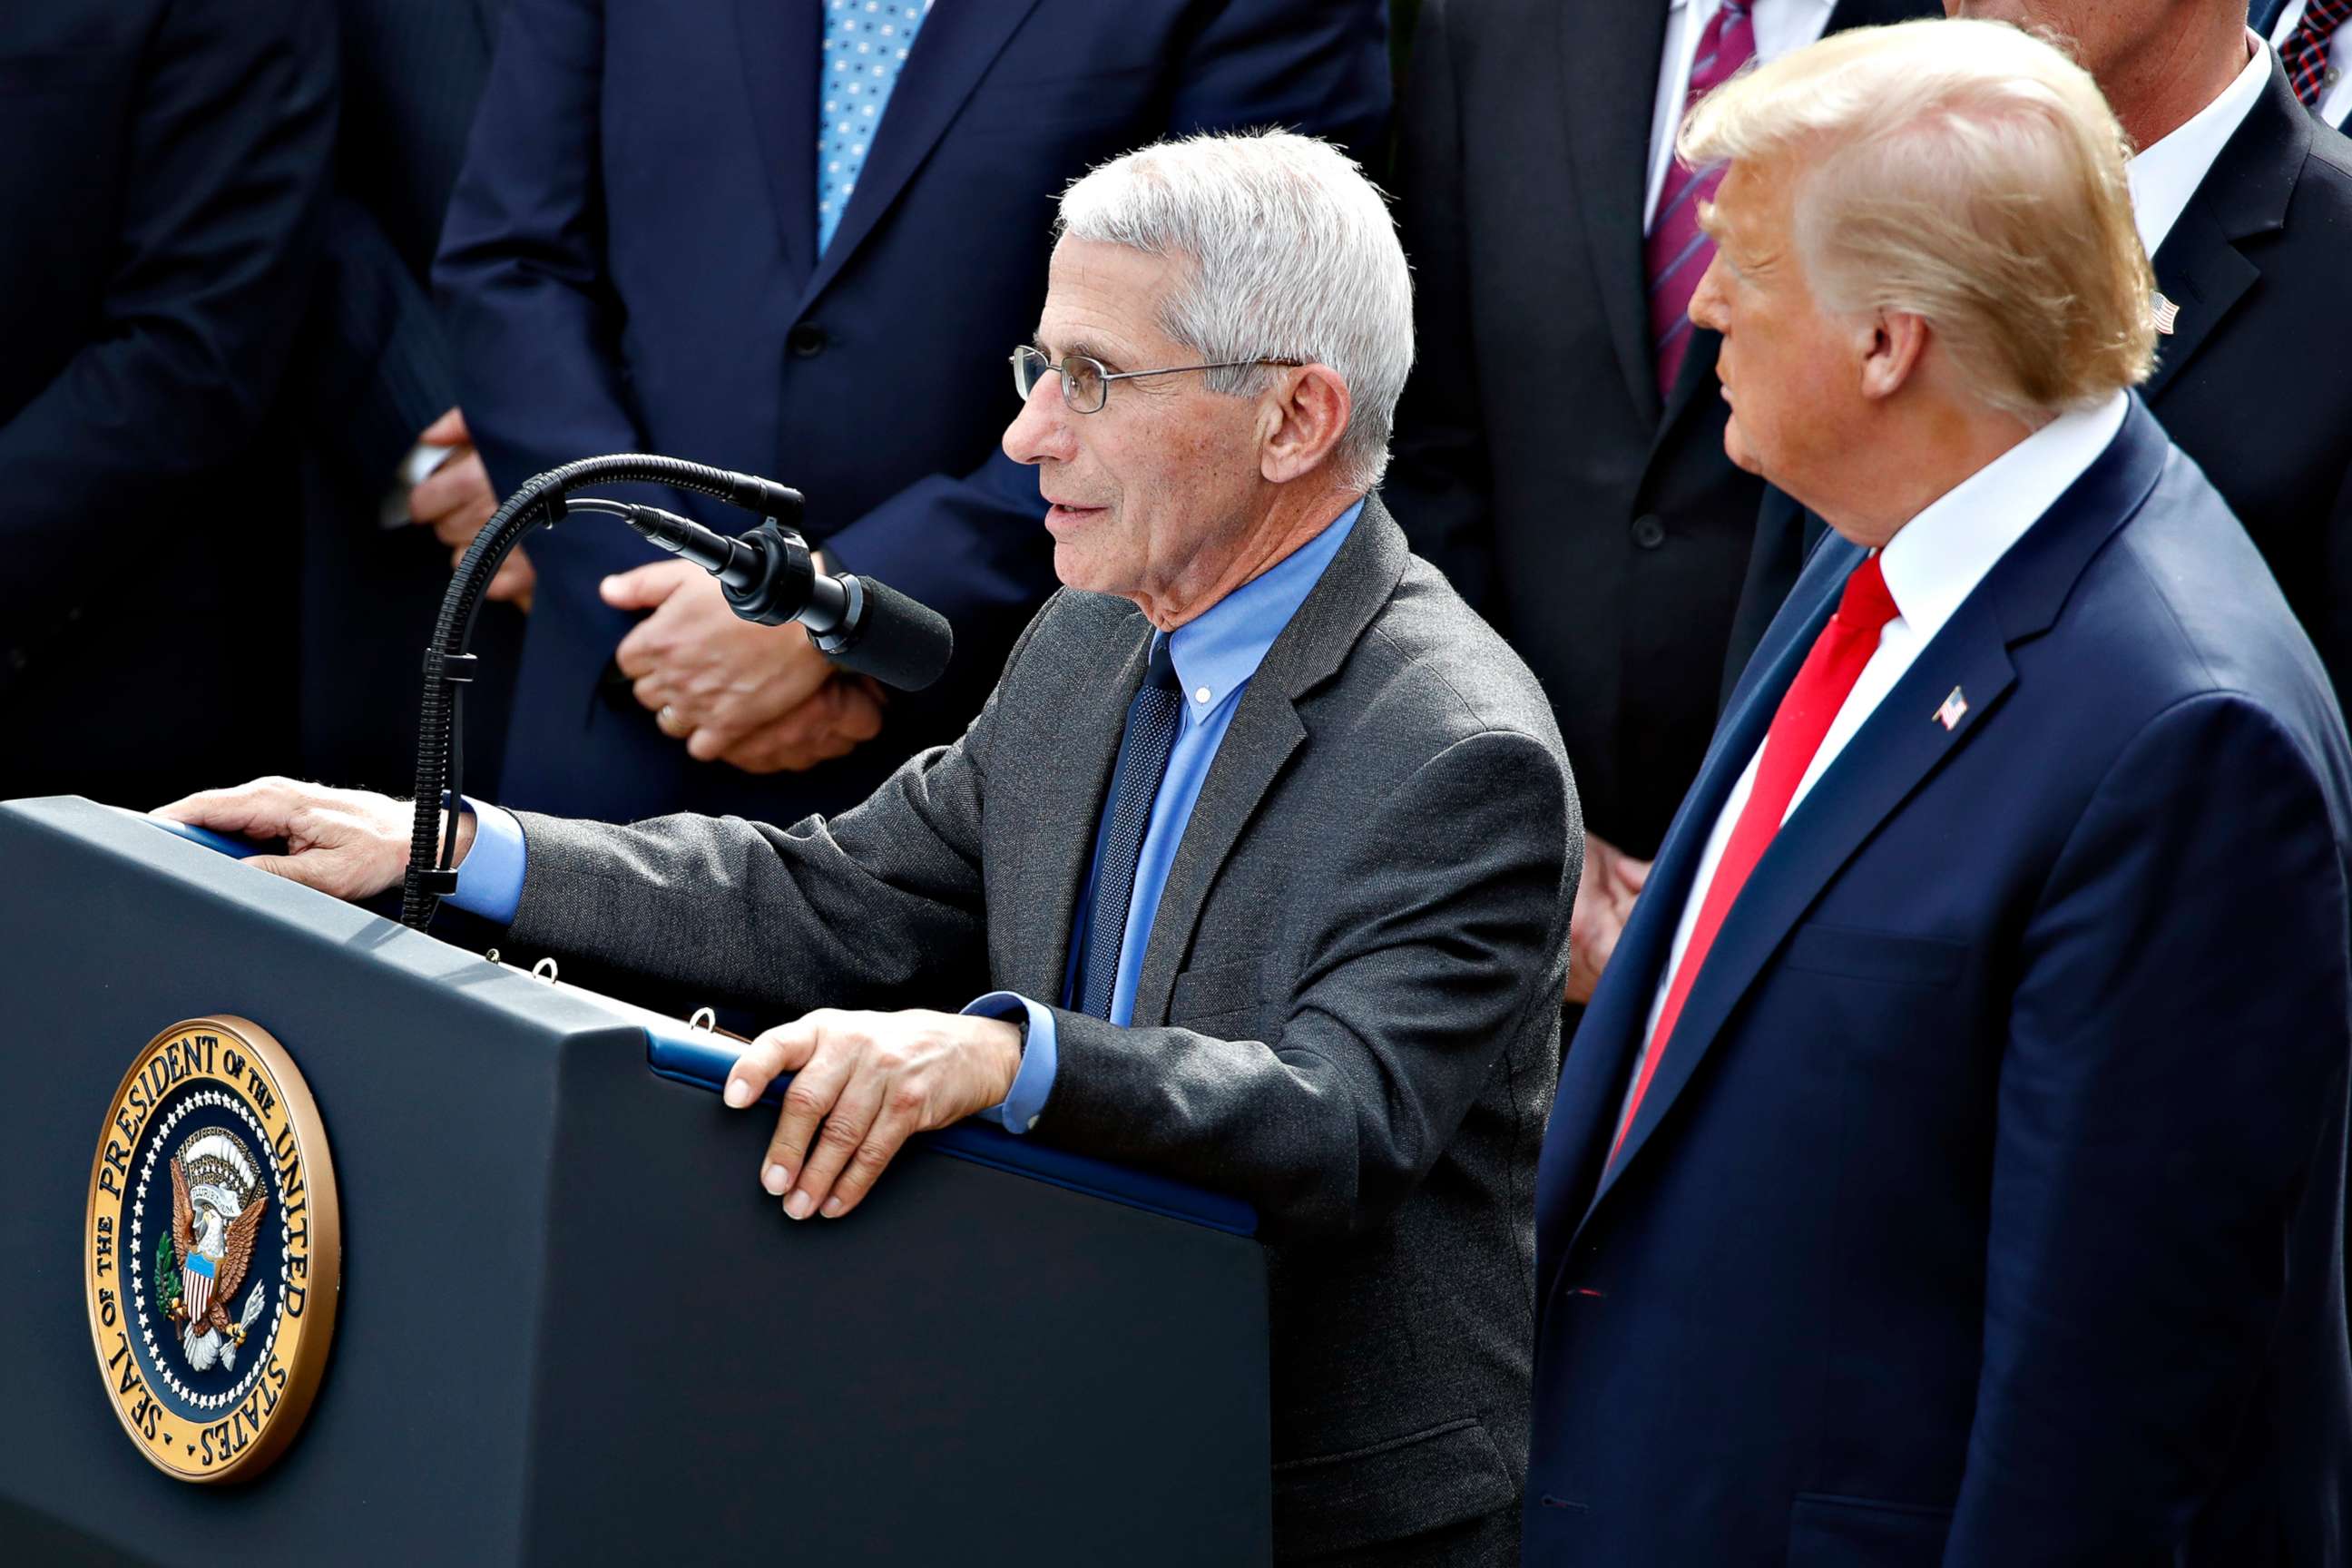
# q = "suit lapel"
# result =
<box><xmin>1005</xmin><ymin>617</ymin><xmax>1149</xmax><ymax>1005</ymax></box>
<box><xmin>1129</xmin><ymin>502</ymin><xmax>1412</xmax><ymax>1026</ymax></box>
<box><xmin>735</xmin><ymin>0</ymin><xmax>822</xmax><ymax>292</ymax></box>
<box><xmin>1572</xmin><ymin>400</ymin><xmax>2174</xmax><ymax>1236</ymax></box>
<box><xmin>795</xmin><ymin>0</ymin><xmax>1044</xmax><ymax>312</ymax></box>
<box><xmin>1535</xmin><ymin>562</ymin><xmax>1836</xmax><ymax>1277</ymax></box>
<box><xmin>1583</xmin><ymin>611</ymin><xmax>2016</xmax><ymax>1219</ymax></box>
<box><xmin>1556</xmin><ymin>0</ymin><xmax>1671</xmax><ymax>426</ymax></box>
<box><xmin>2146</xmin><ymin>61</ymin><xmax>2307</xmax><ymax>399</ymax></box>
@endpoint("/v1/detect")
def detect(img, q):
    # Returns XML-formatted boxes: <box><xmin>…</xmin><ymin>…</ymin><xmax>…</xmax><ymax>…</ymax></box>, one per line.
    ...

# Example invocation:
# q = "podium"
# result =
<box><xmin>0</xmin><ymin>798</ymin><xmax>1271</xmax><ymax>1564</ymax></box>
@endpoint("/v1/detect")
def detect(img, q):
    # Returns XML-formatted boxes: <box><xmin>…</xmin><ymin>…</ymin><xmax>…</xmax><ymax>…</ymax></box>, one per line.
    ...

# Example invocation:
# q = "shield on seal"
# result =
<box><xmin>182</xmin><ymin>1250</ymin><xmax>216</xmax><ymax>1322</ymax></box>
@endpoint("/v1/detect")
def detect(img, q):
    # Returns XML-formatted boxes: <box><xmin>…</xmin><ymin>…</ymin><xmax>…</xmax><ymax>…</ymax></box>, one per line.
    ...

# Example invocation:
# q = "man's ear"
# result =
<box><xmin>1859</xmin><ymin>310</ymin><xmax>1929</xmax><ymax>401</ymax></box>
<box><xmin>1259</xmin><ymin>364</ymin><xmax>1352</xmax><ymax>485</ymax></box>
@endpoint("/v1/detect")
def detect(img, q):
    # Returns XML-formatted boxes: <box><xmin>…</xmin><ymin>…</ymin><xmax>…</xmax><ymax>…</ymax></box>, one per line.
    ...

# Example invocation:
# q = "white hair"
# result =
<box><xmin>1055</xmin><ymin>130</ymin><xmax>1415</xmax><ymax>492</ymax></box>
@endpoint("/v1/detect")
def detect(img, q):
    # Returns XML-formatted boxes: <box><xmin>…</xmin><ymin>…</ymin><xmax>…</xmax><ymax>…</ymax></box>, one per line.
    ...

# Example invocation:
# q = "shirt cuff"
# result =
<box><xmin>962</xmin><ymin>991</ymin><xmax>1057</xmax><ymax>1134</ymax></box>
<box><xmin>446</xmin><ymin>798</ymin><xmax>525</xmax><ymax>924</ymax></box>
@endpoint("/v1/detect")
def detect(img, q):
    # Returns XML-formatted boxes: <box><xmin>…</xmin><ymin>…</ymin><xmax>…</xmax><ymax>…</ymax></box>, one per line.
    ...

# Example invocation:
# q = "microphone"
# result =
<box><xmin>582</xmin><ymin>499</ymin><xmax>954</xmax><ymax>691</ymax></box>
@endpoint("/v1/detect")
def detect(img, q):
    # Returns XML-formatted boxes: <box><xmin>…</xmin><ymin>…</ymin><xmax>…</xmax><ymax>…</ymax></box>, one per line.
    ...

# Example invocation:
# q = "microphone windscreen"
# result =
<box><xmin>828</xmin><ymin>574</ymin><xmax>954</xmax><ymax>691</ymax></box>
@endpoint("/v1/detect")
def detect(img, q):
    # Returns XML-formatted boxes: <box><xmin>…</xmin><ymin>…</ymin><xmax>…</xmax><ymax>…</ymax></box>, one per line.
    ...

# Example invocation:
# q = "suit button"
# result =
<box><xmin>788</xmin><ymin>323</ymin><xmax>828</xmax><ymax>358</ymax></box>
<box><xmin>5</xmin><ymin>648</ymin><xmax>25</xmax><ymax>672</ymax></box>
<box><xmin>1632</xmin><ymin>514</ymin><xmax>1667</xmax><ymax>550</ymax></box>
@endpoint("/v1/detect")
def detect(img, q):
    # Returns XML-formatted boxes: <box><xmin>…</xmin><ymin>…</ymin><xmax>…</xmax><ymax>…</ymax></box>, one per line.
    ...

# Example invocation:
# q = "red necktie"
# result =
<box><xmin>1645</xmin><ymin>0</ymin><xmax>1757</xmax><ymax>397</ymax></box>
<box><xmin>2282</xmin><ymin>0</ymin><xmax>2351</xmax><ymax>108</ymax></box>
<box><xmin>1609</xmin><ymin>554</ymin><xmax>1901</xmax><ymax>1165</ymax></box>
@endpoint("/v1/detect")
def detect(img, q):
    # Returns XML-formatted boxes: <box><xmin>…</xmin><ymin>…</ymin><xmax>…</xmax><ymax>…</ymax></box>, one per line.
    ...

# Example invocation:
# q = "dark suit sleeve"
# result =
<box><xmin>1944</xmin><ymin>694</ymin><xmax>2352</xmax><ymax>1563</ymax></box>
<box><xmin>2321</xmin><ymin>457</ymin><xmax>2352</xmax><ymax>714</ymax></box>
<box><xmin>433</xmin><ymin>0</ymin><xmax>656</xmax><ymax>536</ymax></box>
<box><xmin>808</xmin><ymin>0</ymin><xmax>1393</xmax><ymax>675</ymax></box>
<box><xmin>1381</xmin><ymin>0</ymin><xmax>1499</xmax><ymax>613</ymax></box>
<box><xmin>1037</xmin><ymin>728</ymin><xmax>1577</xmax><ymax>1242</ymax></box>
<box><xmin>0</xmin><ymin>0</ymin><xmax>336</xmax><ymax>615</ymax></box>
<box><xmin>302</xmin><ymin>193</ymin><xmax>460</xmax><ymax>493</ymax></box>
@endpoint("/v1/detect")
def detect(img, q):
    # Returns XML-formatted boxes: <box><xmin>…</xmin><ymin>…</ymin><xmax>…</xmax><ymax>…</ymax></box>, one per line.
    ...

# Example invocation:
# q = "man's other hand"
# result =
<box><xmin>1566</xmin><ymin>831</ymin><xmax>1651</xmax><ymax>1005</ymax></box>
<box><xmin>153</xmin><ymin>778</ymin><xmax>455</xmax><ymax>902</ymax></box>
<box><xmin>706</xmin><ymin>677</ymin><xmax>887</xmax><ymax>773</ymax></box>
<box><xmin>604</xmin><ymin>562</ymin><xmax>880</xmax><ymax>769</ymax></box>
<box><xmin>722</xmin><ymin>1008</ymin><xmax>1024</xmax><ymax>1220</ymax></box>
<box><xmin>409</xmin><ymin>407</ymin><xmax>533</xmax><ymax>610</ymax></box>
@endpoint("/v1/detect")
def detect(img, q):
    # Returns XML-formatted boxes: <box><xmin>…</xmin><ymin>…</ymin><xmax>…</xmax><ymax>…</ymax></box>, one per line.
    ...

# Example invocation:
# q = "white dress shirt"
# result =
<box><xmin>1632</xmin><ymin>393</ymin><xmax>2132</xmax><ymax>1063</ymax></box>
<box><xmin>2270</xmin><ymin>0</ymin><xmax>2352</xmax><ymax>127</ymax></box>
<box><xmin>2127</xmin><ymin>36</ymin><xmax>2273</xmax><ymax>258</ymax></box>
<box><xmin>1644</xmin><ymin>0</ymin><xmax>1837</xmax><ymax>230</ymax></box>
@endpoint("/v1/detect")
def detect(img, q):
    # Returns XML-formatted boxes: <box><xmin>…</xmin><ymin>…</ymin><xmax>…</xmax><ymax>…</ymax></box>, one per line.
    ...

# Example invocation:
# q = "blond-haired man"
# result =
<box><xmin>1527</xmin><ymin>19</ymin><xmax>2352</xmax><ymax>1564</ymax></box>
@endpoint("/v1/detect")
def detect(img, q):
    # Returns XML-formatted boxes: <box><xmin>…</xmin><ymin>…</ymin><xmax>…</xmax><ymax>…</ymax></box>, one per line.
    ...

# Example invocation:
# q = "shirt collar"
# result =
<box><xmin>1875</xmin><ymin>392</ymin><xmax>2129</xmax><ymax>645</ymax></box>
<box><xmin>2127</xmin><ymin>36</ymin><xmax>2271</xmax><ymax>258</ymax></box>
<box><xmin>1162</xmin><ymin>498</ymin><xmax>1365</xmax><ymax>722</ymax></box>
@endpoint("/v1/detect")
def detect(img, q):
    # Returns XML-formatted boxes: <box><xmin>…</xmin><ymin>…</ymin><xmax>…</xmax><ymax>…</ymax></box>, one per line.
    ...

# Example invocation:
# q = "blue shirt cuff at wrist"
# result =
<box><xmin>963</xmin><ymin>990</ymin><xmax>1058</xmax><ymax>1134</ymax></box>
<box><xmin>446</xmin><ymin>798</ymin><xmax>525</xmax><ymax>924</ymax></box>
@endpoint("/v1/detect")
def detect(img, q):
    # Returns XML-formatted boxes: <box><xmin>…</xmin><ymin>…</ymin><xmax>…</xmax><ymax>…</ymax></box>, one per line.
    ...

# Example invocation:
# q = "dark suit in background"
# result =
<box><xmin>498</xmin><ymin>506</ymin><xmax>1580</xmax><ymax>1563</ymax></box>
<box><xmin>2254</xmin><ymin>0</ymin><xmax>2352</xmax><ymax>131</ymax></box>
<box><xmin>296</xmin><ymin>0</ymin><xmax>518</xmax><ymax>795</ymax></box>
<box><xmin>1530</xmin><ymin>404</ymin><xmax>2352</xmax><ymax>1563</ymax></box>
<box><xmin>1724</xmin><ymin>60</ymin><xmax>2352</xmax><ymax>711</ymax></box>
<box><xmin>436</xmin><ymin>0</ymin><xmax>1391</xmax><ymax>824</ymax></box>
<box><xmin>0</xmin><ymin>0</ymin><xmax>334</xmax><ymax>805</ymax></box>
<box><xmin>1385</xmin><ymin>0</ymin><xmax>1934</xmax><ymax>861</ymax></box>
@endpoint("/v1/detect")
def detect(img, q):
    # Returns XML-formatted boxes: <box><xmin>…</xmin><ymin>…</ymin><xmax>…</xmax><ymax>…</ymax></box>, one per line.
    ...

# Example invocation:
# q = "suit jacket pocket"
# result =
<box><xmin>1273</xmin><ymin>1416</ymin><xmax>1515</xmax><ymax>1558</ymax></box>
<box><xmin>1788</xmin><ymin>1493</ymin><xmax>1954</xmax><ymax>1568</ymax></box>
<box><xmin>1780</xmin><ymin>923</ymin><xmax>1966</xmax><ymax>987</ymax></box>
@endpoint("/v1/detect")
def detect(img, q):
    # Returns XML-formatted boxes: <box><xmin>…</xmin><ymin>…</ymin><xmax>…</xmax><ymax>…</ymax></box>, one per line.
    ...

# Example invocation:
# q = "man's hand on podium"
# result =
<box><xmin>724</xmin><ymin>1009</ymin><xmax>1024</xmax><ymax>1220</ymax></box>
<box><xmin>154</xmin><ymin>779</ymin><xmax>461</xmax><ymax>901</ymax></box>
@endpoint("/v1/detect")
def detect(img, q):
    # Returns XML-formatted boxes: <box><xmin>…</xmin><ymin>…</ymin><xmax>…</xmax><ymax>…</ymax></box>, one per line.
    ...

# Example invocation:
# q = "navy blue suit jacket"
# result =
<box><xmin>1528</xmin><ymin>402</ymin><xmax>2352</xmax><ymax>1565</ymax></box>
<box><xmin>0</xmin><ymin>0</ymin><xmax>335</xmax><ymax>806</ymax></box>
<box><xmin>436</xmin><ymin>0</ymin><xmax>1389</xmax><ymax>822</ymax></box>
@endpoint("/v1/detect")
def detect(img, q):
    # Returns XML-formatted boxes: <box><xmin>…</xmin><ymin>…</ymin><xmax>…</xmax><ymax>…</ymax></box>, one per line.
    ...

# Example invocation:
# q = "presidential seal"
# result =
<box><xmin>83</xmin><ymin>1017</ymin><xmax>341</xmax><ymax>1483</ymax></box>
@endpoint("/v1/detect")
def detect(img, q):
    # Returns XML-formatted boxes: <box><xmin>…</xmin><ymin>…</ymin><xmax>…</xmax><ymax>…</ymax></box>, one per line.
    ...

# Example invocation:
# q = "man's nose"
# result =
<box><xmin>1688</xmin><ymin>253</ymin><xmax>1730</xmax><ymax>336</ymax></box>
<box><xmin>1002</xmin><ymin>378</ymin><xmax>1074</xmax><ymax>466</ymax></box>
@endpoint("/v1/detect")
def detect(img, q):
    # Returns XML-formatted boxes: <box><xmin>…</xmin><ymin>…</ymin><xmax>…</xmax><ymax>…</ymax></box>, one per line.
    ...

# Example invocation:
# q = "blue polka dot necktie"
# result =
<box><xmin>818</xmin><ymin>0</ymin><xmax>931</xmax><ymax>254</ymax></box>
<box><xmin>1073</xmin><ymin>640</ymin><xmax>1184</xmax><ymax>1021</ymax></box>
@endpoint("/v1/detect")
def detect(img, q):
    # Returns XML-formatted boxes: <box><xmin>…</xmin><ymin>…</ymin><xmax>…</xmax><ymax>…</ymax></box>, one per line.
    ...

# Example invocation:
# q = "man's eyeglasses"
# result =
<box><xmin>1010</xmin><ymin>345</ymin><xmax>1304</xmax><ymax>415</ymax></box>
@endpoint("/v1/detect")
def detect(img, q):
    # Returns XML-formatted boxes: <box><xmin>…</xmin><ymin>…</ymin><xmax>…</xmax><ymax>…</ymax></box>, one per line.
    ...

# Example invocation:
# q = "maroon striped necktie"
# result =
<box><xmin>2282</xmin><ymin>0</ymin><xmax>2351</xmax><ymax>108</ymax></box>
<box><xmin>1646</xmin><ymin>0</ymin><xmax>1758</xmax><ymax>397</ymax></box>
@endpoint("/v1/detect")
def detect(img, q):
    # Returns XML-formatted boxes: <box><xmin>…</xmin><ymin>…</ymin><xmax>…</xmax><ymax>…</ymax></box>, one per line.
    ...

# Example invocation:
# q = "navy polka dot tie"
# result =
<box><xmin>1074</xmin><ymin>641</ymin><xmax>1183</xmax><ymax>1020</ymax></box>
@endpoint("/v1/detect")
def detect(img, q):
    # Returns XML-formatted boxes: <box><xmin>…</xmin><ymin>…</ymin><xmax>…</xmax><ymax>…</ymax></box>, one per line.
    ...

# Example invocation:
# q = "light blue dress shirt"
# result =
<box><xmin>450</xmin><ymin>500</ymin><xmax>1365</xmax><ymax>1136</ymax></box>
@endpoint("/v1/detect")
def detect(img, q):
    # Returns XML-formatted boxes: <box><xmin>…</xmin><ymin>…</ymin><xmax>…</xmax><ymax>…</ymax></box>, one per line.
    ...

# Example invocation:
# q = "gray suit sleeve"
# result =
<box><xmin>1040</xmin><ymin>727</ymin><xmax>1580</xmax><ymax>1241</ymax></box>
<box><xmin>499</xmin><ymin>612</ymin><xmax>1046</xmax><ymax>1014</ymax></box>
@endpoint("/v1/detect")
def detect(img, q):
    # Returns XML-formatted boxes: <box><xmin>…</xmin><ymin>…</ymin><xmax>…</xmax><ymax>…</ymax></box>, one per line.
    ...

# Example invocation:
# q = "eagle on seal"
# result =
<box><xmin>171</xmin><ymin>1155</ymin><xmax>268</xmax><ymax>1356</ymax></box>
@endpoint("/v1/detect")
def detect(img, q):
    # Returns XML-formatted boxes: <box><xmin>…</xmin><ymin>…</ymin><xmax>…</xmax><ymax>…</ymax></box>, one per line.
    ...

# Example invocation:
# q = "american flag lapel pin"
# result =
<box><xmin>1933</xmin><ymin>686</ymin><xmax>1968</xmax><ymax>731</ymax></box>
<box><xmin>2151</xmin><ymin>292</ymin><xmax>2180</xmax><ymax>335</ymax></box>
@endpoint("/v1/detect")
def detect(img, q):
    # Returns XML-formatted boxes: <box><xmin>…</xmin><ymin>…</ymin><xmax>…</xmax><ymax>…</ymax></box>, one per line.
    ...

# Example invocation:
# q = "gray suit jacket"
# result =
<box><xmin>504</xmin><ymin>500</ymin><xmax>1583</xmax><ymax>1562</ymax></box>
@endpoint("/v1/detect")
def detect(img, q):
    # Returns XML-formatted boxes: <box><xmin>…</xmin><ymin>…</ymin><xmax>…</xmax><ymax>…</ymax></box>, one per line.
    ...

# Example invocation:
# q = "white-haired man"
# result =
<box><xmin>165</xmin><ymin>132</ymin><xmax>1580</xmax><ymax>1565</ymax></box>
<box><xmin>1525</xmin><ymin>20</ymin><xmax>2352</xmax><ymax>1565</ymax></box>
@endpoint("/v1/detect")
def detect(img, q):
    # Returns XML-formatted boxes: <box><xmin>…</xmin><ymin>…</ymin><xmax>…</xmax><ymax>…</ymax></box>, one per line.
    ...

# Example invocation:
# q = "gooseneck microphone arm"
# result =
<box><xmin>400</xmin><ymin>456</ymin><xmax>953</xmax><ymax>931</ymax></box>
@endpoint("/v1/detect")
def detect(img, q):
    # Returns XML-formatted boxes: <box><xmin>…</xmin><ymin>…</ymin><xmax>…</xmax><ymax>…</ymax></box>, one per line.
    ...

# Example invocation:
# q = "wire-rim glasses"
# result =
<box><xmin>1010</xmin><ymin>345</ymin><xmax>1305</xmax><ymax>415</ymax></box>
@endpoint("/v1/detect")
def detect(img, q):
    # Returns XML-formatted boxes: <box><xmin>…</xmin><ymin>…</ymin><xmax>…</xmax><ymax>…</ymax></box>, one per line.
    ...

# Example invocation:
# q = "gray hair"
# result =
<box><xmin>1055</xmin><ymin>131</ymin><xmax>1415</xmax><ymax>492</ymax></box>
